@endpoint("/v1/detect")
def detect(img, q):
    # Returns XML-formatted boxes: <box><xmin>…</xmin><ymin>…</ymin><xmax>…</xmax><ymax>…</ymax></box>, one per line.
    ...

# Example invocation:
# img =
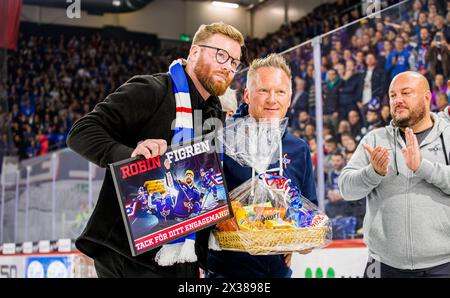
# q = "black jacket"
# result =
<box><xmin>67</xmin><ymin>71</ymin><xmax>223</xmax><ymax>270</ymax></box>
<box><xmin>322</xmin><ymin>79</ymin><xmax>342</xmax><ymax>115</ymax></box>
<box><xmin>362</xmin><ymin>67</ymin><xmax>387</xmax><ymax>101</ymax></box>
<box><xmin>293</xmin><ymin>91</ymin><xmax>309</xmax><ymax>115</ymax></box>
<box><xmin>338</xmin><ymin>73</ymin><xmax>363</xmax><ymax>118</ymax></box>
<box><xmin>288</xmin><ymin>91</ymin><xmax>308</xmax><ymax>126</ymax></box>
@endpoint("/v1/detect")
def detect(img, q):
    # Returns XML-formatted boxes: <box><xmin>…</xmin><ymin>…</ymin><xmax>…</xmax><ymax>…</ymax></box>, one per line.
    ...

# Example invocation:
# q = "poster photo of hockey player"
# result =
<box><xmin>163</xmin><ymin>157</ymin><xmax>227</xmax><ymax>220</ymax></box>
<box><xmin>110</xmin><ymin>138</ymin><xmax>231</xmax><ymax>256</ymax></box>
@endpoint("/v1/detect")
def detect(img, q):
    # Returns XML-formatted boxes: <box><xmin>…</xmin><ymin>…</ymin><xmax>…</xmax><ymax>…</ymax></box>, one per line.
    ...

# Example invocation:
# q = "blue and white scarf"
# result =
<box><xmin>155</xmin><ymin>59</ymin><xmax>197</xmax><ymax>266</ymax></box>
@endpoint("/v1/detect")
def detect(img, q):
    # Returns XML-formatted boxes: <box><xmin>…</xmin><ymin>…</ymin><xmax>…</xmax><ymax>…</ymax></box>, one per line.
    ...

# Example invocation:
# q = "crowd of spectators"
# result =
<box><xmin>1</xmin><ymin>32</ymin><xmax>189</xmax><ymax>160</ymax></box>
<box><xmin>278</xmin><ymin>0</ymin><xmax>449</xmax><ymax>237</ymax></box>
<box><xmin>0</xmin><ymin>0</ymin><xmax>362</xmax><ymax>161</ymax></box>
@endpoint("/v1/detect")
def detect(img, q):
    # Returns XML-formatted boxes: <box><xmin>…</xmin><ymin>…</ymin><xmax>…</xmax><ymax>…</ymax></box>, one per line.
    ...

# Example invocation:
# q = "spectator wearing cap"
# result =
<box><xmin>386</xmin><ymin>36</ymin><xmax>413</xmax><ymax>81</ymax></box>
<box><xmin>361</xmin><ymin>98</ymin><xmax>384</xmax><ymax>136</ymax></box>
<box><xmin>361</xmin><ymin>53</ymin><xmax>387</xmax><ymax>115</ymax></box>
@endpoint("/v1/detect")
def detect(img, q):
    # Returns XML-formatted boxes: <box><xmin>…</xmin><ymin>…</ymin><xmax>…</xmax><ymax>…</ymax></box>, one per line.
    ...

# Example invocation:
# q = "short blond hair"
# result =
<box><xmin>192</xmin><ymin>22</ymin><xmax>244</xmax><ymax>47</ymax></box>
<box><xmin>246</xmin><ymin>54</ymin><xmax>292</xmax><ymax>89</ymax></box>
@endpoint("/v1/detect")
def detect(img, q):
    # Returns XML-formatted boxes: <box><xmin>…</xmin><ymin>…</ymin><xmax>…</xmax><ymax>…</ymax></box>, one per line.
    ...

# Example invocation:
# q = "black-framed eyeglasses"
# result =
<box><xmin>197</xmin><ymin>44</ymin><xmax>241</xmax><ymax>72</ymax></box>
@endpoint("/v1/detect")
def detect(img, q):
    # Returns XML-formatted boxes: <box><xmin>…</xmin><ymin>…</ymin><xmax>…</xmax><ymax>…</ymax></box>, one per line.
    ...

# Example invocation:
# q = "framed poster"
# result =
<box><xmin>110</xmin><ymin>135</ymin><xmax>232</xmax><ymax>256</ymax></box>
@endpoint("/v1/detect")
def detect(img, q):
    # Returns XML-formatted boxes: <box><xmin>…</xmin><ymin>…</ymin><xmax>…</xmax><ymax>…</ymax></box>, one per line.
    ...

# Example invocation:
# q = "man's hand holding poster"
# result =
<box><xmin>110</xmin><ymin>136</ymin><xmax>231</xmax><ymax>256</ymax></box>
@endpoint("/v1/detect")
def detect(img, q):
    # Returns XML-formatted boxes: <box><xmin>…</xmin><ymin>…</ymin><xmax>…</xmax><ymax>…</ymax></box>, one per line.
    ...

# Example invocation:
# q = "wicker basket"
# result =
<box><xmin>213</xmin><ymin>226</ymin><xmax>330</xmax><ymax>255</ymax></box>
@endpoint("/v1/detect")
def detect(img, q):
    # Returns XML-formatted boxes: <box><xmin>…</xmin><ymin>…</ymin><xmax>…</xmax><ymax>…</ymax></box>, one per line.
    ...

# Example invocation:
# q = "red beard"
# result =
<box><xmin>194</xmin><ymin>60</ymin><xmax>232</xmax><ymax>96</ymax></box>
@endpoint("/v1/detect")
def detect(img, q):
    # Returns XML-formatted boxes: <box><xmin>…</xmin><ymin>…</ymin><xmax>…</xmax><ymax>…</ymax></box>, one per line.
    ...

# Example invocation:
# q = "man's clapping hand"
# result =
<box><xmin>363</xmin><ymin>144</ymin><xmax>390</xmax><ymax>176</ymax></box>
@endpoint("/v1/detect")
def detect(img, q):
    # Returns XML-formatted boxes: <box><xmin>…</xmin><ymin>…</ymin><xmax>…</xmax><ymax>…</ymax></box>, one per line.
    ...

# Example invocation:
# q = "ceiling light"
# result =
<box><xmin>212</xmin><ymin>1</ymin><xmax>239</xmax><ymax>9</ymax></box>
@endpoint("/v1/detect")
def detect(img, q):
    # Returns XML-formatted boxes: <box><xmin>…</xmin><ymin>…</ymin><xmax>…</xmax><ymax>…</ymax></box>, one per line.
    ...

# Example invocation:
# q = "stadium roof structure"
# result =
<box><xmin>23</xmin><ymin>0</ymin><xmax>269</xmax><ymax>14</ymax></box>
<box><xmin>23</xmin><ymin>0</ymin><xmax>155</xmax><ymax>14</ymax></box>
<box><xmin>183</xmin><ymin>0</ymin><xmax>267</xmax><ymax>10</ymax></box>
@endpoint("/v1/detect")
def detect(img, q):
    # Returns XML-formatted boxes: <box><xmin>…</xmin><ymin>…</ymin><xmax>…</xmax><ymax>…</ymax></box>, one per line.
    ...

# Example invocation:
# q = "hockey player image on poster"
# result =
<box><xmin>110</xmin><ymin>137</ymin><xmax>232</xmax><ymax>256</ymax></box>
<box><xmin>200</xmin><ymin>167</ymin><xmax>223</xmax><ymax>210</ymax></box>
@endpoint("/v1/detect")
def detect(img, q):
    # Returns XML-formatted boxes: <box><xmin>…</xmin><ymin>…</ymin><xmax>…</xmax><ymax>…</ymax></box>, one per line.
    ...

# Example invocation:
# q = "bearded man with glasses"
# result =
<box><xmin>67</xmin><ymin>22</ymin><xmax>245</xmax><ymax>278</ymax></box>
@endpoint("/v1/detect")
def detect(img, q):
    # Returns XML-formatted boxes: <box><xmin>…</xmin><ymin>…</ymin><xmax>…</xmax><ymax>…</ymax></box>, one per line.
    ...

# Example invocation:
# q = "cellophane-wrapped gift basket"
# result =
<box><xmin>210</xmin><ymin>116</ymin><xmax>332</xmax><ymax>255</ymax></box>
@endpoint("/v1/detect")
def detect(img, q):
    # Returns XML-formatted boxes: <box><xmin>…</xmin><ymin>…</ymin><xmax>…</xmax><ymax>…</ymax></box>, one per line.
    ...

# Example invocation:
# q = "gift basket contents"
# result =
<box><xmin>212</xmin><ymin>116</ymin><xmax>332</xmax><ymax>255</ymax></box>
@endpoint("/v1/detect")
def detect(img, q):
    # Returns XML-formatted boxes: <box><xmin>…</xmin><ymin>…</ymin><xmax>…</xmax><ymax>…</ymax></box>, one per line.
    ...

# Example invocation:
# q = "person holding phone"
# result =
<box><xmin>426</xmin><ymin>28</ymin><xmax>450</xmax><ymax>79</ymax></box>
